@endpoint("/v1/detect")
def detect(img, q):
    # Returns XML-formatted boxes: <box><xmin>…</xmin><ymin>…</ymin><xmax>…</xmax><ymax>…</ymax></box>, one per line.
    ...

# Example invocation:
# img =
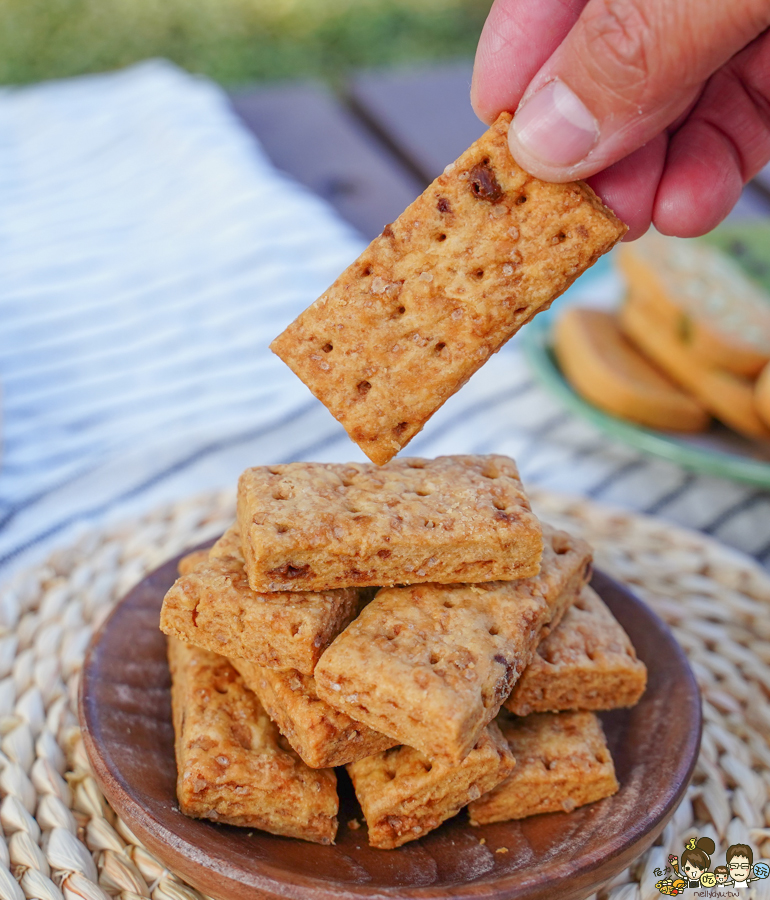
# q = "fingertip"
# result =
<box><xmin>470</xmin><ymin>1</ymin><xmax>518</xmax><ymax>125</ymax></box>
<box><xmin>471</xmin><ymin>0</ymin><xmax>583</xmax><ymax>128</ymax></box>
<box><xmin>471</xmin><ymin>46</ymin><xmax>504</xmax><ymax>125</ymax></box>
<box><xmin>652</xmin><ymin>121</ymin><xmax>744</xmax><ymax>237</ymax></box>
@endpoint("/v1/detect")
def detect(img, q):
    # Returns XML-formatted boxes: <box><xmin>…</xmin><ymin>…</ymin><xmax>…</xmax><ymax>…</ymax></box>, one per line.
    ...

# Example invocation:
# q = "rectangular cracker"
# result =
<box><xmin>168</xmin><ymin>638</ymin><xmax>338</xmax><ymax>844</ymax></box>
<box><xmin>271</xmin><ymin>111</ymin><xmax>626</xmax><ymax>465</ymax></box>
<box><xmin>505</xmin><ymin>585</ymin><xmax>647</xmax><ymax>715</ymax></box>
<box><xmin>467</xmin><ymin>711</ymin><xmax>618</xmax><ymax>824</ymax></box>
<box><xmin>315</xmin><ymin>526</ymin><xmax>592</xmax><ymax>766</ymax></box>
<box><xmin>347</xmin><ymin>722</ymin><xmax>514</xmax><ymax>849</ymax></box>
<box><xmin>160</xmin><ymin>524</ymin><xmax>362</xmax><ymax>675</ymax></box>
<box><xmin>231</xmin><ymin>659</ymin><xmax>396</xmax><ymax>769</ymax></box>
<box><xmin>237</xmin><ymin>454</ymin><xmax>542</xmax><ymax>592</ymax></box>
<box><xmin>177</xmin><ymin>548</ymin><xmax>210</xmax><ymax>577</ymax></box>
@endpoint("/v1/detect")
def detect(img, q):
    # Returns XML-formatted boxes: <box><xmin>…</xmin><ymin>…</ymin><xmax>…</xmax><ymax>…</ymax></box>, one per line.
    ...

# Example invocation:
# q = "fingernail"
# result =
<box><xmin>511</xmin><ymin>79</ymin><xmax>598</xmax><ymax>168</ymax></box>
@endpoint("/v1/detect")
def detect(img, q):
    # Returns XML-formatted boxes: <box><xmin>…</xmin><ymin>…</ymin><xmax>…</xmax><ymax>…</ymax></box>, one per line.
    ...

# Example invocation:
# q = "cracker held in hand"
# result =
<box><xmin>160</xmin><ymin>525</ymin><xmax>362</xmax><ymax>674</ymax></box>
<box><xmin>168</xmin><ymin>638</ymin><xmax>338</xmax><ymax>844</ymax></box>
<box><xmin>505</xmin><ymin>585</ymin><xmax>647</xmax><ymax>716</ymax></box>
<box><xmin>315</xmin><ymin>526</ymin><xmax>592</xmax><ymax>766</ymax></box>
<box><xmin>467</xmin><ymin>711</ymin><xmax>618</xmax><ymax>825</ymax></box>
<box><xmin>237</xmin><ymin>455</ymin><xmax>542</xmax><ymax>592</ymax></box>
<box><xmin>271</xmin><ymin>111</ymin><xmax>626</xmax><ymax>464</ymax></box>
<box><xmin>347</xmin><ymin>723</ymin><xmax>514</xmax><ymax>849</ymax></box>
<box><xmin>232</xmin><ymin>660</ymin><xmax>396</xmax><ymax>769</ymax></box>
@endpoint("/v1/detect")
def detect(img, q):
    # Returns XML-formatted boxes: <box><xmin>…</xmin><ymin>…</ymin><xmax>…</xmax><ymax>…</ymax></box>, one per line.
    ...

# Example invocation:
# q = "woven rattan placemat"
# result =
<box><xmin>1</xmin><ymin>487</ymin><xmax>769</xmax><ymax>900</ymax></box>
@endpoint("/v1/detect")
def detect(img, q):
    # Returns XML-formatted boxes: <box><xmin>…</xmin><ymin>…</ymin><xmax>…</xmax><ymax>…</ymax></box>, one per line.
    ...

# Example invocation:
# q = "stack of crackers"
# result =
<box><xmin>160</xmin><ymin>454</ymin><xmax>646</xmax><ymax>848</ymax></box>
<box><xmin>159</xmin><ymin>106</ymin><xmax>639</xmax><ymax>851</ymax></box>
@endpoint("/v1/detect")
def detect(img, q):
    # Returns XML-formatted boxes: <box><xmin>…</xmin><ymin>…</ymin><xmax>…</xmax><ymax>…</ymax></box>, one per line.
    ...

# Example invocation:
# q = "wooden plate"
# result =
<box><xmin>79</xmin><ymin>548</ymin><xmax>701</xmax><ymax>900</ymax></box>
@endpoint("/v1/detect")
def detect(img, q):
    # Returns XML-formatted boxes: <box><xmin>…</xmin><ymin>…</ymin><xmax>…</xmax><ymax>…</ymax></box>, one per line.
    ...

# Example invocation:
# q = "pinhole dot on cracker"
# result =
<box><xmin>270</xmin><ymin>111</ymin><xmax>627</xmax><ymax>465</ymax></box>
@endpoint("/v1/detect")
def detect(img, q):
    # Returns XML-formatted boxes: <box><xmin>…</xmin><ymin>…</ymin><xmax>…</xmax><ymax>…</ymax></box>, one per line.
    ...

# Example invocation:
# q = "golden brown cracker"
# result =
<box><xmin>237</xmin><ymin>455</ymin><xmax>542</xmax><ymax>592</ymax></box>
<box><xmin>315</xmin><ymin>527</ymin><xmax>591</xmax><ymax>766</ymax></box>
<box><xmin>620</xmin><ymin>295</ymin><xmax>770</xmax><ymax>440</ymax></box>
<box><xmin>757</xmin><ymin>362</ymin><xmax>770</xmax><ymax>429</ymax></box>
<box><xmin>555</xmin><ymin>307</ymin><xmax>708</xmax><ymax>431</ymax></box>
<box><xmin>347</xmin><ymin>723</ymin><xmax>514</xmax><ymax>849</ymax></box>
<box><xmin>271</xmin><ymin>112</ymin><xmax>626</xmax><ymax>464</ymax></box>
<box><xmin>168</xmin><ymin>638</ymin><xmax>338</xmax><ymax>843</ymax></box>
<box><xmin>618</xmin><ymin>232</ymin><xmax>770</xmax><ymax>377</ymax></box>
<box><xmin>231</xmin><ymin>660</ymin><xmax>396</xmax><ymax>769</ymax></box>
<box><xmin>177</xmin><ymin>548</ymin><xmax>210</xmax><ymax>577</ymax></box>
<box><xmin>160</xmin><ymin>524</ymin><xmax>362</xmax><ymax>675</ymax></box>
<box><xmin>467</xmin><ymin>711</ymin><xmax>617</xmax><ymax>824</ymax></box>
<box><xmin>505</xmin><ymin>585</ymin><xmax>647</xmax><ymax>715</ymax></box>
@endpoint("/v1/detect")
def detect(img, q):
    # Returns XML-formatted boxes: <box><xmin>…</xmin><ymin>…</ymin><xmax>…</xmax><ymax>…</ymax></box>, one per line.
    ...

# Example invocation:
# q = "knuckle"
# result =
<box><xmin>581</xmin><ymin>0</ymin><xmax>654</xmax><ymax>86</ymax></box>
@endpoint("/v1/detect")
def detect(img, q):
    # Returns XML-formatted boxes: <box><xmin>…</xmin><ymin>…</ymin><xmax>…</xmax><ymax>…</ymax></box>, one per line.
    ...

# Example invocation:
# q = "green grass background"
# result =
<box><xmin>0</xmin><ymin>0</ymin><xmax>491</xmax><ymax>85</ymax></box>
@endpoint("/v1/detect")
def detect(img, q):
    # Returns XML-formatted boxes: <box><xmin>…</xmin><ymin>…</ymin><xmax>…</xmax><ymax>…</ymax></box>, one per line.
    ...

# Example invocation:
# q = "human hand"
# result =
<box><xmin>471</xmin><ymin>0</ymin><xmax>770</xmax><ymax>239</ymax></box>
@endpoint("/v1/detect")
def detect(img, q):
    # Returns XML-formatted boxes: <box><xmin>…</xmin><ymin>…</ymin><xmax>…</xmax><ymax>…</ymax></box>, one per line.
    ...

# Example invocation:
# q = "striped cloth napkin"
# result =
<box><xmin>0</xmin><ymin>60</ymin><xmax>768</xmax><ymax>577</ymax></box>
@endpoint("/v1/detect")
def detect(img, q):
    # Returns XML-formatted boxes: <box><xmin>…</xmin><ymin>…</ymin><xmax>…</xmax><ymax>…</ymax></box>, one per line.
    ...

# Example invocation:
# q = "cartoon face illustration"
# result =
<box><xmin>680</xmin><ymin>836</ymin><xmax>715</xmax><ymax>885</ymax></box>
<box><xmin>714</xmin><ymin>867</ymin><xmax>729</xmax><ymax>884</ymax></box>
<box><xmin>729</xmin><ymin>854</ymin><xmax>752</xmax><ymax>884</ymax></box>
<box><xmin>683</xmin><ymin>860</ymin><xmax>705</xmax><ymax>881</ymax></box>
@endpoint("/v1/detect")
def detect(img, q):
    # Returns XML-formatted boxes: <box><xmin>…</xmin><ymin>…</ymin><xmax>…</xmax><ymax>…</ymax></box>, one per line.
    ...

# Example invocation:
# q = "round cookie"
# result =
<box><xmin>617</xmin><ymin>233</ymin><xmax>770</xmax><ymax>377</ymax></box>
<box><xmin>554</xmin><ymin>307</ymin><xmax>709</xmax><ymax>432</ymax></box>
<box><xmin>620</xmin><ymin>296</ymin><xmax>770</xmax><ymax>441</ymax></box>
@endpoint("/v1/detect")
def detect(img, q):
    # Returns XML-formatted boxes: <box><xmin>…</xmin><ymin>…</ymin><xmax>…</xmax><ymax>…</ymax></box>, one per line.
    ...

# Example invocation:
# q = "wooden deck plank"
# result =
<box><xmin>728</xmin><ymin>184</ymin><xmax>770</xmax><ymax>221</ymax></box>
<box><xmin>349</xmin><ymin>62</ymin><xmax>770</xmax><ymax>221</ymax></box>
<box><xmin>349</xmin><ymin>62</ymin><xmax>483</xmax><ymax>183</ymax></box>
<box><xmin>229</xmin><ymin>82</ymin><xmax>423</xmax><ymax>239</ymax></box>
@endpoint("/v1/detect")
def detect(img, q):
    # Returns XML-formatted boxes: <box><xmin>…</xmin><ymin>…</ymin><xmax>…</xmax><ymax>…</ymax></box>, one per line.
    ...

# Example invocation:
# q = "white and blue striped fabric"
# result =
<box><xmin>1</xmin><ymin>60</ymin><xmax>768</xmax><ymax>578</ymax></box>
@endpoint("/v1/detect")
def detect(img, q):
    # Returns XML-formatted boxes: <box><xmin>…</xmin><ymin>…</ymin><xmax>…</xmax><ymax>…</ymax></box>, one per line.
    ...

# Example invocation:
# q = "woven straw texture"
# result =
<box><xmin>1</xmin><ymin>487</ymin><xmax>769</xmax><ymax>900</ymax></box>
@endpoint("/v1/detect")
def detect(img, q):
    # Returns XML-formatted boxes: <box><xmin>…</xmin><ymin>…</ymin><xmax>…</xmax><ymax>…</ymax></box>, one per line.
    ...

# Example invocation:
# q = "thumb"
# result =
<box><xmin>507</xmin><ymin>0</ymin><xmax>770</xmax><ymax>182</ymax></box>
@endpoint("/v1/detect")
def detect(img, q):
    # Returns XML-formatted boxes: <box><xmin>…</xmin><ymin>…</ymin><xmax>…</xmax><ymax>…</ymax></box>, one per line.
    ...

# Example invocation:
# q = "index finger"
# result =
<box><xmin>471</xmin><ymin>0</ymin><xmax>588</xmax><ymax>124</ymax></box>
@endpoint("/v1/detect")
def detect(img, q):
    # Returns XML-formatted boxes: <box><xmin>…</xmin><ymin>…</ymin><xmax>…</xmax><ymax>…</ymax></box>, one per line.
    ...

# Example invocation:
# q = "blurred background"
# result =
<box><xmin>0</xmin><ymin>0</ymin><xmax>501</xmax><ymax>575</ymax></box>
<box><xmin>1</xmin><ymin>0</ymin><xmax>769</xmax><ymax>579</ymax></box>
<box><xmin>1</xmin><ymin>14</ymin><xmax>769</xmax><ymax>900</ymax></box>
<box><xmin>0</xmin><ymin>0</ymin><xmax>489</xmax><ymax>85</ymax></box>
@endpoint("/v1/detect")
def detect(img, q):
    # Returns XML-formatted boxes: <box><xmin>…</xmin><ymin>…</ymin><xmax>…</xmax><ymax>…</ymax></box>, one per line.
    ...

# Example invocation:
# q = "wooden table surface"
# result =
<box><xmin>229</xmin><ymin>61</ymin><xmax>770</xmax><ymax>240</ymax></box>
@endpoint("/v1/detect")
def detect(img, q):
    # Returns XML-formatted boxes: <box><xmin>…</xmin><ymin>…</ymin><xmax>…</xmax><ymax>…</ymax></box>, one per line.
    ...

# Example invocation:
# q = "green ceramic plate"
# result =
<box><xmin>521</xmin><ymin>224</ymin><xmax>770</xmax><ymax>488</ymax></box>
<box><xmin>701</xmin><ymin>221</ymin><xmax>770</xmax><ymax>295</ymax></box>
<box><xmin>522</xmin><ymin>314</ymin><xmax>770</xmax><ymax>487</ymax></box>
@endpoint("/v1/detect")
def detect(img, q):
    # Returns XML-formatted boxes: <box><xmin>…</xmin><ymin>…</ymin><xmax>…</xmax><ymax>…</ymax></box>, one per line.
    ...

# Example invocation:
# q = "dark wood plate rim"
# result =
<box><xmin>79</xmin><ymin>545</ymin><xmax>702</xmax><ymax>900</ymax></box>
